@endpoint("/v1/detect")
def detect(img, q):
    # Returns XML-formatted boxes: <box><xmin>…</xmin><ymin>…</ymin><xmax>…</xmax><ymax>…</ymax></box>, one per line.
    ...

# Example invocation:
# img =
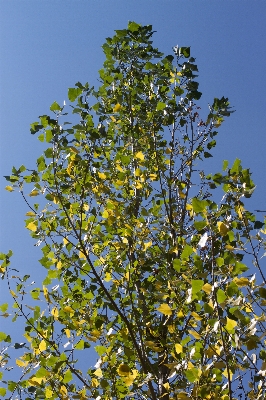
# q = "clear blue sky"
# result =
<box><xmin>0</xmin><ymin>0</ymin><xmax>265</xmax><ymax>353</ymax></box>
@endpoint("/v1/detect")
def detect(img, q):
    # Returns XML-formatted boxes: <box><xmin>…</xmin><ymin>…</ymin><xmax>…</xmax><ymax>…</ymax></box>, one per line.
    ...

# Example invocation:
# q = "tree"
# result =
<box><xmin>1</xmin><ymin>21</ymin><xmax>266</xmax><ymax>400</ymax></box>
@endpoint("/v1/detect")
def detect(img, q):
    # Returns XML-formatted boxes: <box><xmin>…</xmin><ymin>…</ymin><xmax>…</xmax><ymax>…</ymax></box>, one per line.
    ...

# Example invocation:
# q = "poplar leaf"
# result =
<box><xmin>135</xmin><ymin>151</ymin><xmax>145</xmax><ymax>160</ymax></box>
<box><xmin>157</xmin><ymin>304</ymin><xmax>172</xmax><ymax>316</ymax></box>
<box><xmin>27</xmin><ymin>222</ymin><xmax>37</xmax><ymax>232</ymax></box>
<box><xmin>39</xmin><ymin>340</ymin><xmax>46</xmax><ymax>352</ymax></box>
<box><xmin>217</xmin><ymin>221</ymin><xmax>229</xmax><ymax>236</ymax></box>
<box><xmin>118</xmin><ymin>364</ymin><xmax>130</xmax><ymax>376</ymax></box>
<box><xmin>175</xmin><ymin>343</ymin><xmax>183</xmax><ymax>354</ymax></box>
<box><xmin>225</xmin><ymin>317</ymin><xmax>237</xmax><ymax>331</ymax></box>
<box><xmin>113</xmin><ymin>103</ymin><xmax>122</xmax><ymax>112</ymax></box>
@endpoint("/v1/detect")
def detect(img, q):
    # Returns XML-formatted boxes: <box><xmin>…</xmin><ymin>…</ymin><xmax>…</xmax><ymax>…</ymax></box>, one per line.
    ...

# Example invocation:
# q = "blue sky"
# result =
<box><xmin>0</xmin><ymin>0</ymin><xmax>265</xmax><ymax>364</ymax></box>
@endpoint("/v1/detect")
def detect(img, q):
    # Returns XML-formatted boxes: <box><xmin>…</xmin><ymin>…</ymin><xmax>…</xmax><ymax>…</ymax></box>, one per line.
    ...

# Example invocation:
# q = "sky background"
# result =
<box><xmin>0</xmin><ymin>0</ymin><xmax>265</xmax><ymax>373</ymax></box>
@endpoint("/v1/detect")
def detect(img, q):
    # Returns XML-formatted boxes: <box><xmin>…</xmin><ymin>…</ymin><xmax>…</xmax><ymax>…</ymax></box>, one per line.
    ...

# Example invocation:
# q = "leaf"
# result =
<box><xmin>45</xmin><ymin>388</ymin><xmax>53</xmax><ymax>399</ymax></box>
<box><xmin>113</xmin><ymin>103</ymin><xmax>122</xmax><ymax>112</ymax></box>
<box><xmin>75</xmin><ymin>340</ymin><xmax>84</xmax><ymax>350</ymax></box>
<box><xmin>202</xmin><ymin>283</ymin><xmax>212</xmax><ymax>295</ymax></box>
<box><xmin>39</xmin><ymin>340</ymin><xmax>46</xmax><ymax>352</ymax></box>
<box><xmin>233</xmin><ymin>277</ymin><xmax>250</xmax><ymax>287</ymax></box>
<box><xmin>191</xmin><ymin>198</ymin><xmax>208</xmax><ymax>213</ymax></box>
<box><xmin>225</xmin><ymin>317</ymin><xmax>237</xmax><ymax>331</ymax></box>
<box><xmin>68</xmin><ymin>87</ymin><xmax>82</xmax><ymax>102</ymax></box>
<box><xmin>157</xmin><ymin>304</ymin><xmax>172</xmax><ymax>316</ymax></box>
<box><xmin>124</xmin><ymin>369</ymin><xmax>138</xmax><ymax>387</ymax></box>
<box><xmin>117</xmin><ymin>364</ymin><xmax>130</xmax><ymax>377</ymax></box>
<box><xmin>5</xmin><ymin>185</ymin><xmax>14</xmax><ymax>192</ymax></box>
<box><xmin>16</xmin><ymin>359</ymin><xmax>26</xmax><ymax>367</ymax></box>
<box><xmin>94</xmin><ymin>368</ymin><xmax>103</xmax><ymax>378</ymax></box>
<box><xmin>156</xmin><ymin>102</ymin><xmax>166</xmax><ymax>111</ymax></box>
<box><xmin>50</xmin><ymin>101</ymin><xmax>61</xmax><ymax>111</ymax></box>
<box><xmin>0</xmin><ymin>388</ymin><xmax>6</xmax><ymax>396</ymax></box>
<box><xmin>192</xmin><ymin>280</ymin><xmax>204</xmax><ymax>295</ymax></box>
<box><xmin>175</xmin><ymin>343</ymin><xmax>183</xmax><ymax>354</ymax></box>
<box><xmin>135</xmin><ymin>151</ymin><xmax>145</xmax><ymax>160</ymax></box>
<box><xmin>26</xmin><ymin>222</ymin><xmax>37</xmax><ymax>232</ymax></box>
<box><xmin>216</xmin><ymin>289</ymin><xmax>227</xmax><ymax>304</ymax></box>
<box><xmin>188</xmin><ymin>330</ymin><xmax>201</xmax><ymax>340</ymax></box>
<box><xmin>217</xmin><ymin>221</ymin><xmax>229</xmax><ymax>236</ymax></box>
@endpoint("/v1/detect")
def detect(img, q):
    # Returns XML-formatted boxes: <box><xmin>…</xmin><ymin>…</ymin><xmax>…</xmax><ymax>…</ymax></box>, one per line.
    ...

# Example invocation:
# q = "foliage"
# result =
<box><xmin>1</xmin><ymin>21</ymin><xmax>266</xmax><ymax>400</ymax></box>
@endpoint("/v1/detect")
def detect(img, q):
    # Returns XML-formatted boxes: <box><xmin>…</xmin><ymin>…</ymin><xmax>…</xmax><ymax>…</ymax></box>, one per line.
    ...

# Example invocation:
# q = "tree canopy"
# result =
<box><xmin>1</xmin><ymin>21</ymin><xmax>266</xmax><ymax>400</ymax></box>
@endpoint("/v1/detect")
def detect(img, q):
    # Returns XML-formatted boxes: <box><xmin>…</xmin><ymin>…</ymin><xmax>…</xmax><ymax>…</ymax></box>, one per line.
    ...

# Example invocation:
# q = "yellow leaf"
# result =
<box><xmin>143</xmin><ymin>241</ymin><xmax>152</xmax><ymax>251</ymax></box>
<box><xmin>29</xmin><ymin>376</ymin><xmax>45</xmax><ymax>385</ymax></box>
<box><xmin>16</xmin><ymin>359</ymin><xmax>26</xmax><ymax>367</ymax></box>
<box><xmin>217</xmin><ymin>221</ymin><xmax>229</xmax><ymax>236</ymax></box>
<box><xmin>113</xmin><ymin>103</ymin><xmax>122</xmax><ymax>112</ymax></box>
<box><xmin>202</xmin><ymin>283</ymin><xmax>212</xmax><ymax>295</ymax></box>
<box><xmin>39</xmin><ymin>340</ymin><xmax>46</xmax><ymax>352</ymax></box>
<box><xmin>59</xmin><ymin>385</ymin><xmax>67</xmax><ymax>396</ymax></box>
<box><xmin>149</xmin><ymin>173</ymin><xmax>158</xmax><ymax>181</ymax></box>
<box><xmin>98</xmin><ymin>172</ymin><xmax>106</xmax><ymax>179</ymax></box>
<box><xmin>177</xmin><ymin>310</ymin><xmax>184</xmax><ymax>318</ymax></box>
<box><xmin>233</xmin><ymin>277</ymin><xmax>250</xmax><ymax>287</ymax></box>
<box><xmin>45</xmin><ymin>387</ymin><xmax>53</xmax><ymax>399</ymax></box>
<box><xmin>91</xmin><ymin>377</ymin><xmax>99</xmax><ymax>387</ymax></box>
<box><xmin>65</xmin><ymin>329</ymin><xmax>71</xmax><ymax>338</ymax></box>
<box><xmin>124</xmin><ymin>369</ymin><xmax>138</xmax><ymax>386</ymax></box>
<box><xmin>175</xmin><ymin>343</ymin><xmax>183</xmax><ymax>354</ymax></box>
<box><xmin>225</xmin><ymin>244</ymin><xmax>235</xmax><ymax>251</ymax></box>
<box><xmin>117</xmin><ymin>364</ymin><xmax>130</xmax><ymax>377</ymax></box>
<box><xmin>104</xmin><ymin>272</ymin><xmax>112</xmax><ymax>282</ymax></box>
<box><xmin>5</xmin><ymin>185</ymin><xmax>14</xmax><ymax>192</ymax></box>
<box><xmin>27</xmin><ymin>222</ymin><xmax>37</xmax><ymax>232</ymax></box>
<box><xmin>135</xmin><ymin>181</ymin><xmax>143</xmax><ymax>189</ymax></box>
<box><xmin>135</xmin><ymin>168</ymin><xmax>142</xmax><ymax>176</ymax></box>
<box><xmin>191</xmin><ymin>312</ymin><xmax>202</xmax><ymax>321</ymax></box>
<box><xmin>188</xmin><ymin>330</ymin><xmax>201</xmax><ymax>339</ymax></box>
<box><xmin>25</xmin><ymin>211</ymin><xmax>36</xmax><ymax>216</ymax></box>
<box><xmin>10</xmin><ymin>289</ymin><xmax>17</xmax><ymax>298</ymax></box>
<box><xmin>64</xmin><ymin>306</ymin><xmax>74</xmax><ymax>315</ymax></box>
<box><xmin>51</xmin><ymin>307</ymin><xmax>59</xmax><ymax>320</ymax></box>
<box><xmin>116</xmin><ymin>164</ymin><xmax>125</xmax><ymax>172</ymax></box>
<box><xmin>56</xmin><ymin>260</ymin><xmax>62</xmax><ymax>270</ymax></box>
<box><xmin>102</xmin><ymin>209</ymin><xmax>109</xmax><ymax>218</ymax></box>
<box><xmin>168</xmin><ymin>325</ymin><xmax>175</xmax><ymax>334</ymax></box>
<box><xmin>29</xmin><ymin>190</ymin><xmax>39</xmax><ymax>197</ymax></box>
<box><xmin>135</xmin><ymin>151</ymin><xmax>145</xmax><ymax>161</ymax></box>
<box><xmin>157</xmin><ymin>304</ymin><xmax>172</xmax><ymax>316</ymax></box>
<box><xmin>163</xmin><ymin>382</ymin><xmax>170</xmax><ymax>391</ymax></box>
<box><xmin>79</xmin><ymin>251</ymin><xmax>86</xmax><ymax>259</ymax></box>
<box><xmin>225</xmin><ymin>317</ymin><xmax>237</xmax><ymax>331</ymax></box>
<box><xmin>94</xmin><ymin>368</ymin><xmax>103</xmax><ymax>378</ymax></box>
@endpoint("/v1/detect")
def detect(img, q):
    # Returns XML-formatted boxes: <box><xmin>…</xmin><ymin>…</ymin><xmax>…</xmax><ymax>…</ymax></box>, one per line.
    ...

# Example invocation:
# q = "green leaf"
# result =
<box><xmin>179</xmin><ymin>47</ymin><xmax>190</xmax><ymax>58</ymax></box>
<box><xmin>216</xmin><ymin>289</ymin><xmax>227</xmax><ymax>304</ymax></box>
<box><xmin>50</xmin><ymin>101</ymin><xmax>61</xmax><ymax>111</ymax></box>
<box><xmin>156</xmin><ymin>102</ymin><xmax>166</xmax><ymax>111</ymax></box>
<box><xmin>128</xmin><ymin>21</ymin><xmax>141</xmax><ymax>32</ymax></box>
<box><xmin>191</xmin><ymin>198</ymin><xmax>208</xmax><ymax>213</ymax></box>
<box><xmin>192</xmin><ymin>280</ymin><xmax>204</xmax><ymax>295</ymax></box>
<box><xmin>0</xmin><ymin>303</ymin><xmax>8</xmax><ymax>312</ymax></box>
<box><xmin>75</xmin><ymin>340</ymin><xmax>84</xmax><ymax>350</ymax></box>
<box><xmin>68</xmin><ymin>87</ymin><xmax>83</xmax><ymax>102</ymax></box>
<box><xmin>0</xmin><ymin>332</ymin><xmax>7</xmax><ymax>342</ymax></box>
<box><xmin>181</xmin><ymin>245</ymin><xmax>194</xmax><ymax>259</ymax></box>
<box><xmin>0</xmin><ymin>388</ymin><xmax>6</xmax><ymax>396</ymax></box>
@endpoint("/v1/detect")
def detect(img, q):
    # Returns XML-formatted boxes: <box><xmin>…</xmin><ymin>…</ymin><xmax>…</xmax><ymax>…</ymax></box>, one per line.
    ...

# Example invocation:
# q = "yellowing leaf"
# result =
<box><xmin>217</xmin><ymin>221</ymin><xmax>229</xmax><ymax>236</ymax></box>
<box><xmin>65</xmin><ymin>329</ymin><xmax>71</xmax><ymax>338</ymax></box>
<box><xmin>28</xmin><ymin>376</ymin><xmax>45</xmax><ymax>385</ymax></box>
<box><xmin>143</xmin><ymin>241</ymin><xmax>152</xmax><ymax>251</ymax></box>
<box><xmin>124</xmin><ymin>369</ymin><xmax>138</xmax><ymax>386</ymax></box>
<box><xmin>157</xmin><ymin>304</ymin><xmax>172</xmax><ymax>316</ymax></box>
<box><xmin>135</xmin><ymin>168</ymin><xmax>142</xmax><ymax>176</ymax></box>
<box><xmin>5</xmin><ymin>185</ymin><xmax>14</xmax><ymax>192</ymax></box>
<box><xmin>163</xmin><ymin>382</ymin><xmax>170</xmax><ymax>391</ymax></box>
<box><xmin>113</xmin><ymin>103</ymin><xmax>122</xmax><ymax>112</ymax></box>
<box><xmin>202</xmin><ymin>283</ymin><xmax>212</xmax><ymax>294</ymax></box>
<box><xmin>56</xmin><ymin>260</ymin><xmax>62</xmax><ymax>270</ymax></box>
<box><xmin>98</xmin><ymin>172</ymin><xmax>107</xmax><ymax>179</ymax></box>
<box><xmin>29</xmin><ymin>190</ymin><xmax>39</xmax><ymax>197</ymax></box>
<box><xmin>233</xmin><ymin>277</ymin><xmax>250</xmax><ymax>287</ymax></box>
<box><xmin>59</xmin><ymin>385</ymin><xmax>67</xmax><ymax>396</ymax></box>
<box><xmin>116</xmin><ymin>164</ymin><xmax>125</xmax><ymax>172</ymax></box>
<box><xmin>39</xmin><ymin>340</ymin><xmax>46</xmax><ymax>352</ymax></box>
<box><xmin>175</xmin><ymin>343</ymin><xmax>183</xmax><ymax>354</ymax></box>
<box><xmin>94</xmin><ymin>368</ymin><xmax>103</xmax><ymax>378</ymax></box>
<box><xmin>27</xmin><ymin>222</ymin><xmax>37</xmax><ymax>232</ymax></box>
<box><xmin>91</xmin><ymin>377</ymin><xmax>99</xmax><ymax>387</ymax></box>
<box><xmin>188</xmin><ymin>330</ymin><xmax>201</xmax><ymax>339</ymax></box>
<box><xmin>191</xmin><ymin>312</ymin><xmax>202</xmax><ymax>321</ymax></box>
<box><xmin>117</xmin><ymin>364</ymin><xmax>131</xmax><ymax>377</ymax></box>
<box><xmin>64</xmin><ymin>306</ymin><xmax>74</xmax><ymax>315</ymax></box>
<box><xmin>45</xmin><ymin>388</ymin><xmax>53</xmax><ymax>399</ymax></box>
<box><xmin>102</xmin><ymin>209</ymin><xmax>109</xmax><ymax>218</ymax></box>
<box><xmin>51</xmin><ymin>307</ymin><xmax>59</xmax><ymax>320</ymax></box>
<box><xmin>25</xmin><ymin>211</ymin><xmax>36</xmax><ymax>216</ymax></box>
<box><xmin>16</xmin><ymin>359</ymin><xmax>26</xmax><ymax>367</ymax></box>
<box><xmin>225</xmin><ymin>244</ymin><xmax>235</xmax><ymax>251</ymax></box>
<box><xmin>225</xmin><ymin>317</ymin><xmax>237</xmax><ymax>331</ymax></box>
<box><xmin>135</xmin><ymin>151</ymin><xmax>145</xmax><ymax>161</ymax></box>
